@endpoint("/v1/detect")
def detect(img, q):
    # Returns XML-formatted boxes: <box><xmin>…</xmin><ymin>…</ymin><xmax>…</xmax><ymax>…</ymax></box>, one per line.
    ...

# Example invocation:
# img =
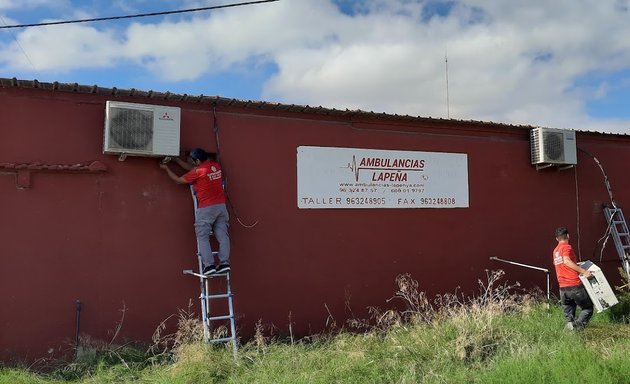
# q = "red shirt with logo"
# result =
<box><xmin>553</xmin><ymin>242</ymin><xmax>581</xmax><ymax>288</ymax></box>
<box><xmin>182</xmin><ymin>160</ymin><xmax>225</xmax><ymax>208</ymax></box>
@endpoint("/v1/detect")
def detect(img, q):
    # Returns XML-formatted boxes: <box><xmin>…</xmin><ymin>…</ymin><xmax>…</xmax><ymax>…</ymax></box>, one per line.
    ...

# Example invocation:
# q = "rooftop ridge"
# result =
<box><xmin>1</xmin><ymin>77</ymin><xmax>625</xmax><ymax>137</ymax></box>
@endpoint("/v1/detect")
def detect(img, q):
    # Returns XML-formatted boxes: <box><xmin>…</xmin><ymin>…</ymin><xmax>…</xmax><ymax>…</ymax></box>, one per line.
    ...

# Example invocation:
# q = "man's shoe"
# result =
<box><xmin>216</xmin><ymin>264</ymin><xmax>231</xmax><ymax>274</ymax></box>
<box><xmin>202</xmin><ymin>265</ymin><xmax>217</xmax><ymax>276</ymax></box>
<box><xmin>564</xmin><ymin>321</ymin><xmax>574</xmax><ymax>331</ymax></box>
<box><xmin>573</xmin><ymin>321</ymin><xmax>586</xmax><ymax>331</ymax></box>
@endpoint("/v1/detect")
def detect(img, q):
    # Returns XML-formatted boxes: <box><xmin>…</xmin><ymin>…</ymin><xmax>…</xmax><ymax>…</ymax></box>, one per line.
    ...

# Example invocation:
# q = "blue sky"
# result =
<box><xmin>1</xmin><ymin>0</ymin><xmax>630</xmax><ymax>133</ymax></box>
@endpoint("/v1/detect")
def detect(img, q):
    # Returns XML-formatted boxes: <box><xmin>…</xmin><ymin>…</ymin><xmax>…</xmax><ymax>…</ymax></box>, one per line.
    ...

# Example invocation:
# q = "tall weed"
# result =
<box><xmin>607</xmin><ymin>267</ymin><xmax>630</xmax><ymax>323</ymax></box>
<box><xmin>3</xmin><ymin>270</ymin><xmax>630</xmax><ymax>384</ymax></box>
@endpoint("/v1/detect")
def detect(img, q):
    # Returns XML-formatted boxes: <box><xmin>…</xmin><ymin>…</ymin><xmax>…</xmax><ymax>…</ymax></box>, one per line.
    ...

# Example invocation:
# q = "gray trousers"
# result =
<box><xmin>194</xmin><ymin>203</ymin><xmax>230</xmax><ymax>267</ymax></box>
<box><xmin>560</xmin><ymin>284</ymin><xmax>594</xmax><ymax>328</ymax></box>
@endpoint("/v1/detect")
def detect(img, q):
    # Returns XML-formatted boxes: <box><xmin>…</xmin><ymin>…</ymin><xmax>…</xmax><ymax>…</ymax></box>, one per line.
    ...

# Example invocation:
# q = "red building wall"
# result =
<box><xmin>1</xmin><ymin>82</ymin><xmax>629</xmax><ymax>362</ymax></box>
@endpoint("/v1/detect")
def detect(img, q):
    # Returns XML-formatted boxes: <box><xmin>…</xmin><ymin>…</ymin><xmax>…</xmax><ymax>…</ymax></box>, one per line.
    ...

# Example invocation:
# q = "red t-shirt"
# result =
<box><xmin>182</xmin><ymin>160</ymin><xmax>226</xmax><ymax>208</ymax></box>
<box><xmin>553</xmin><ymin>242</ymin><xmax>581</xmax><ymax>288</ymax></box>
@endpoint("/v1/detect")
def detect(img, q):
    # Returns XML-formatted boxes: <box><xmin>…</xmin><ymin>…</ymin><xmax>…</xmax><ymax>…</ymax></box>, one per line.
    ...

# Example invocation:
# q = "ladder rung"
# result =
<box><xmin>198</xmin><ymin>272</ymin><xmax>230</xmax><ymax>279</ymax></box>
<box><xmin>182</xmin><ymin>270</ymin><xmax>229</xmax><ymax>278</ymax></box>
<box><xmin>196</xmin><ymin>251</ymin><xmax>219</xmax><ymax>256</ymax></box>
<box><xmin>202</xmin><ymin>293</ymin><xmax>232</xmax><ymax>299</ymax></box>
<box><xmin>209</xmin><ymin>336</ymin><xmax>234</xmax><ymax>343</ymax></box>
<box><xmin>208</xmin><ymin>314</ymin><xmax>233</xmax><ymax>321</ymax></box>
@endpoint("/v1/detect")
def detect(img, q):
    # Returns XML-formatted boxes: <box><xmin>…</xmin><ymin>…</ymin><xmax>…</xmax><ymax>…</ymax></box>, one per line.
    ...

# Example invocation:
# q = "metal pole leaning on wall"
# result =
<box><xmin>489</xmin><ymin>257</ymin><xmax>550</xmax><ymax>300</ymax></box>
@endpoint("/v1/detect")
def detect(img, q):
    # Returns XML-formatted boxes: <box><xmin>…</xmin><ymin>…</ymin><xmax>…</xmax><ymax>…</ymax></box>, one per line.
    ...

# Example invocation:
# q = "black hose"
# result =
<box><xmin>577</xmin><ymin>148</ymin><xmax>616</xmax><ymax>208</ymax></box>
<box><xmin>211</xmin><ymin>104</ymin><xmax>258</xmax><ymax>229</ymax></box>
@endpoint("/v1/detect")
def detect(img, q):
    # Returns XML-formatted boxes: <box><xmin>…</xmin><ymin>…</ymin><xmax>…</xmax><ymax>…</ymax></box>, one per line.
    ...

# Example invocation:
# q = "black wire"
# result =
<box><xmin>0</xmin><ymin>0</ymin><xmax>279</xmax><ymax>29</ymax></box>
<box><xmin>577</xmin><ymin>148</ymin><xmax>619</xmax><ymax>261</ymax></box>
<box><xmin>0</xmin><ymin>16</ymin><xmax>40</xmax><ymax>75</ymax></box>
<box><xmin>577</xmin><ymin>148</ymin><xmax>616</xmax><ymax>208</ymax></box>
<box><xmin>213</xmin><ymin>104</ymin><xmax>222</xmax><ymax>166</ymax></box>
<box><xmin>212</xmin><ymin>103</ymin><xmax>258</xmax><ymax>229</ymax></box>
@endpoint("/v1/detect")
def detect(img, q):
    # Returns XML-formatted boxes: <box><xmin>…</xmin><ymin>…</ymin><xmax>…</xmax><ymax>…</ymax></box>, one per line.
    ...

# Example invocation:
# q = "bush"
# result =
<box><xmin>607</xmin><ymin>267</ymin><xmax>630</xmax><ymax>324</ymax></box>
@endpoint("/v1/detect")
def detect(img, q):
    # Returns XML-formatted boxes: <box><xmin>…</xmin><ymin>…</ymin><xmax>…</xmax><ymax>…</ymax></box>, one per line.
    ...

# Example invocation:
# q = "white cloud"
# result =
<box><xmin>1</xmin><ymin>0</ymin><xmax>630</xmax><ymax>133</ymax></box>
<box><xmin>0</xmin><ymin>0</ymin><xmax>58</xmax><ymax>10</ymax></box>
<box><xmin>263</xmin><ymin>0</ymin><xmax>630</xmax><ymax>133</ymax></box>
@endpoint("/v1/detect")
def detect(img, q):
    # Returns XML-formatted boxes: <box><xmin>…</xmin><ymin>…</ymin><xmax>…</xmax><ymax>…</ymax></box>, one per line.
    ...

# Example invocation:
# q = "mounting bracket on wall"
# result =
<box><xmin>534</xmin><ymin>163</ymin><xmax>575</xmax><ymax>171</ymax></box>
<box><xmin>0</xmin><ymin>161</ymin><xmax>107</xmax><ymax>189</ymax></box>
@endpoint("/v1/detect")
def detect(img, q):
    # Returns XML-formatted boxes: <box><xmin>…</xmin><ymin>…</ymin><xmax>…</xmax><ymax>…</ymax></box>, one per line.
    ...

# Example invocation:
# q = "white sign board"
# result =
<box><xmin>297</xmin><ymin>146</ymin><xmax>469</xmax><ymax>209</ymax></box>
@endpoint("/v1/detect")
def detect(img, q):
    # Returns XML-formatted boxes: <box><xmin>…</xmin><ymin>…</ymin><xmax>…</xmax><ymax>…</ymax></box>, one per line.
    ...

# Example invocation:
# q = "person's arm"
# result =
<box><xmin>159</xmin><ymin>163</ymin><xmax>189</xmax><ymax>184</ymax></box>
<box><xmin>174</xmin><ymin>157</ymin><xmax>194</xmax><ymax>171</ymax></box>
<box><xmin>563</xmin><ymin>256</ymin><xmax>592</xmax><ymax>278</ymax></box>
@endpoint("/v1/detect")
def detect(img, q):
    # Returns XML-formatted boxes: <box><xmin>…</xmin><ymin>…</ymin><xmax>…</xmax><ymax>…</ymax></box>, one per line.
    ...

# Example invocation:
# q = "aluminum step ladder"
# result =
<box><xmin>183</xmin><ymin>261</ymin><xmax>237</xmax><ymax>357</ymax></box>
<box><xmin>603</xmin><ymin>206</ymin><xmax>630</xmax><ymax>280</ymax></box>
<box><xmin>183</xmin><ymin>186</ymin><xmax>237</xmax><ymax>357</ymax></box>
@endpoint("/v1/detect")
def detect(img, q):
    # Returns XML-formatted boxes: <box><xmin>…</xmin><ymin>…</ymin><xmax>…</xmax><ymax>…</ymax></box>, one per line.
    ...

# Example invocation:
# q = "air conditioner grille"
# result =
<box><xmin>108</xmin><ymin>107</ymin><xmax>154</xmax><ymax>151</ymax></box>
<box><xmin>543</xmin><ymin>132</ymin><xmax>564</xmax><ymax>161</ymax></box>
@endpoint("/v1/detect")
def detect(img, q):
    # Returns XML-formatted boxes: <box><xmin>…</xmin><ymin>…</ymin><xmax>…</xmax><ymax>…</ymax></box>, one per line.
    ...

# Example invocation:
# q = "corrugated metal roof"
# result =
<box><xmin>1</xmin><ymin>77</ymin><xmax>627</xmax><ymax>137</ymax></box>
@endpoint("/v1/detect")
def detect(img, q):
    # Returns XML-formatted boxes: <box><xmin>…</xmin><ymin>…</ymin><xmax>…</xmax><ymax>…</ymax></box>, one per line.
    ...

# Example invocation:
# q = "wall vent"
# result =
<box><xmin>530</xmin><ymin>127</ymin><xmax>577</xmax><ymax>166</ymax></box>
<box><xmin>104</xmin><ymin>101</ymin><xmax>180</xmax><ymax>157</ymax></box>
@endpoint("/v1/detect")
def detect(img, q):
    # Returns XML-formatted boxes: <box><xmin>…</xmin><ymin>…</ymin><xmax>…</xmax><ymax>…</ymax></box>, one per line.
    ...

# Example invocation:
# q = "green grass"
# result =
<box><xmin>3</xmin><ymin>305</ymin><xmax>630</xmax><ymax>384</ymax></box>
<box><xmin>3</xmin><ymin>273</ymin><xmax>630</xmax><ymax>383</ymax></box>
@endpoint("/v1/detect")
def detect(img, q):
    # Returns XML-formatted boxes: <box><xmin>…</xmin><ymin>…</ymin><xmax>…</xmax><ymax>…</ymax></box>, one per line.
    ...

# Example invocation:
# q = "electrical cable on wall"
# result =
<box><xmin>574</xmin><ymin>166</ymin><xmax>582</xmax><ymax>260</ymax></box>
<box><xmin>577</xmin><ymin>148</ymin><xmax>618</xmax><ymax>263</ymax></box>
<box><xmin>212</xmin><ymin>103</ymin><xmax>258</xmax><ymax>229</ymax></box>
<box><xmin>578</xmin><ymin>148</ymin><xmax>617</xmax><ymax>208</ymax></box>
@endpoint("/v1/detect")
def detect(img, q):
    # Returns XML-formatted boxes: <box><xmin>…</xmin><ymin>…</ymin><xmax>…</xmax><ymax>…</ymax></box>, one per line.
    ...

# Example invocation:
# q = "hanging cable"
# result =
<box><xmin>0</xmin><ymin>16</ymin><xmax>40</xmax><ymax>76</ymax></box>
<box><xmin>578</xmin><ymin>148</ymin><xmax>618</xmax><ymax>262</ymax></box>
<box><xmin>574</xmin><ymin>166</ymin><xmax>582</xmax><ymax>261</ymax></box>
<box><xmin>212</xmin><ymin>103</ymin><xmax>258</xmax><ymax>229</ymax></box>
<box><xmin>213</xmin><ymin>104</ymin><xmax>222</xmax><ymax>165</ymax></box>
<box><xmin>0</xmin><ymin>0</ymin><xmax>280</xmax><ymax>29</ymax></box>
<box><xmin>578</xmin><ymin>148</ymin><xmax>617</xmax><ymax>208</ymax></box>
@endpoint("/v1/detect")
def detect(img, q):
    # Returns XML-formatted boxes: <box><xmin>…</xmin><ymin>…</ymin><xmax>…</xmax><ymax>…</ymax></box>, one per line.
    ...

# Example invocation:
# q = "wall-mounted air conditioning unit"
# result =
<box><xmin>530</xmin><ymin>127</ymin><xmax>577</xmax><ymax>166</ymax></box>
<box><xmin>104</xmin><ymin>101</ymin><xmax>181</xmax><ymax>157</ymax></box>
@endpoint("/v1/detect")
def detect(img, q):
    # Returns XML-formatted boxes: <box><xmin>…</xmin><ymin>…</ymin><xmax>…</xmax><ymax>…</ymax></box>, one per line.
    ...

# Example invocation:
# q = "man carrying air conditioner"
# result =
<box><xmin>159</xmin><ymin>148</ymin><xmax>230</xmax><ymax>276</ymax></box>
<box><xmin>552</xmin><ymin>227</ymin><xmax>593</xmax><ymax>330</ymax></box>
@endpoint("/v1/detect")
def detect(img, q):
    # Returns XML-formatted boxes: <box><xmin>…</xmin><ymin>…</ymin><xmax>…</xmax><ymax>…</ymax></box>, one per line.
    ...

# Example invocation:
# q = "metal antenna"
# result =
<box><xmin>445</xmin><ymin>47</ymin><xmax>450</xmax><ymax>119</ymax></box>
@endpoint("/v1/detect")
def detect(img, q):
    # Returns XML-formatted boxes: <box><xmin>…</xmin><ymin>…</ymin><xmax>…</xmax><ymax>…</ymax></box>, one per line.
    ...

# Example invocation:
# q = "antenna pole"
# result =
<box><xmin>445</xmin><ymin>48</ymin><xmax>450</xmax><ymax>119</ymax></box>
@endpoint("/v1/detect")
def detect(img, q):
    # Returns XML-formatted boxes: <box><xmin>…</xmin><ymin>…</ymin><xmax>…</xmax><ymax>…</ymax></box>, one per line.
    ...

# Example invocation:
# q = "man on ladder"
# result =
<box><xmin>159</xmin><ymin>148</ymin><xmax>231</xmax><ymax>276</ymax></box>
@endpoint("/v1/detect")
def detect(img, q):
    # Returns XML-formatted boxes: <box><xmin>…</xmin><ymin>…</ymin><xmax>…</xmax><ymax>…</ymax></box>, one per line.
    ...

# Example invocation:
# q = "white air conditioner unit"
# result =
<box><xmin>578</xmin><ymin>261</ymin><xmax>618</xmax><ymax>313</ymax></box>
<box><xmin>104</xmin><ymin>101</ymin><xmax>181</xmax><ymax>157</ymax></box>
<box><xmin>530</xmin><ymin>127</ymin><xmax>577</xmax><ymax>166</ymax></box>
